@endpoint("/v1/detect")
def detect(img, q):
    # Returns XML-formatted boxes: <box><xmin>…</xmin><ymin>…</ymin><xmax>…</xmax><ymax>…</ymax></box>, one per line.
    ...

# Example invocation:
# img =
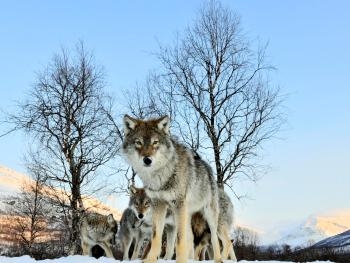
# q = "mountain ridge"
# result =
<box><xmin>312</xmin><ymin>229</ymin><xmax>350</xmax><ymax>250</ymax></box>
<box><xmin>0</xmin><ymin>165</ymin><xmax>122</xmax><ymax>219</ymax></box>
<box><xmin>261</xmin><ymin>210</ymin><xmax>350</xmax><ymax>247</ymax></box>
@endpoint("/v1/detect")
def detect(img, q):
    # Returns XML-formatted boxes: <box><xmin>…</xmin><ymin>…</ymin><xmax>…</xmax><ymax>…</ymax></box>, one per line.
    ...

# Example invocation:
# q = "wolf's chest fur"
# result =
<box><xmin>138</xmin><ymin>141</ymin><xmax>193</xmax><ymax>204</ymax></box>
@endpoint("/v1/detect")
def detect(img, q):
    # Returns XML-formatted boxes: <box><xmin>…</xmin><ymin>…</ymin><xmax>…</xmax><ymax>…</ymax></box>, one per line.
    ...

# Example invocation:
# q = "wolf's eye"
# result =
<box><xmin>135</xmin><ymin>140</ymin><xmax>142</xmax><ymax>146</ymax></box>
<box><xmin>153</xmin><ymin>140</ymin><xmax>159</xmax><ymax>146</ymax></box>
<box><xmin>145</xmin><ymin>200</ymin><xmax>150</xmax><ymax>207</ymax></box>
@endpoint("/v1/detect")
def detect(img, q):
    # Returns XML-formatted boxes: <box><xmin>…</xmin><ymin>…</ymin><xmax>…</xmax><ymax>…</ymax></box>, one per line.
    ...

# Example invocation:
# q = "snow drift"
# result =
<box><xmin>0</xmin><ymin>255</ymin><xmax>334</xmax><ymax>263</ymax></box>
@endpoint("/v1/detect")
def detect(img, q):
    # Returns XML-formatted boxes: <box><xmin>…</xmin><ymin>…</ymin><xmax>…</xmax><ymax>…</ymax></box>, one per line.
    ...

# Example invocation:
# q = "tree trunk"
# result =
<box><xmin>69</xmin><ymin>177</ymin><xmax>81</xmax><ymax>255</ymax></box>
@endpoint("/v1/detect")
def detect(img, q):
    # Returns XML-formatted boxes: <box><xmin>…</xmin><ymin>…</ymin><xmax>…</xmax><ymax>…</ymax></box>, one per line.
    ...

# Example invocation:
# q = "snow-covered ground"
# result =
<box><xmin>0</xmin><ymin>256</ymin><xmax>334</xmax><ymax>263</ymax></box>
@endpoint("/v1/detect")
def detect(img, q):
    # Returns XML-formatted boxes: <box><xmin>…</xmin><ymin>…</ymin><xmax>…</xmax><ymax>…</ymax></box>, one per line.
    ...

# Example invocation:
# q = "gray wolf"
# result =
<box><xmin>117</xmin><ymin>185</ymin><xmax>176</xmax><ymax>260</ymax></box>
<box><xmin>117</xmin><ymin>185</ymin><xmax>153</xmax><ymax>260</ymax></box>
<box><xmin>192</xmin><ymin>212</ymin><xmax>211</xmax><ymax>259</ymax></box>
<box><xmin>192</xmin><ymin>188</ymin><xmax>237</xmax><ymax>261</ymax></box>
<box><xmin>79</xmin><ymin>211</ymin><xmax>118</xmax><ymax>258</ymax></box>
<box><xmin>122</xmin><ymin>115</ymin><xmax>222</xmax><ymax>263</ymax></box>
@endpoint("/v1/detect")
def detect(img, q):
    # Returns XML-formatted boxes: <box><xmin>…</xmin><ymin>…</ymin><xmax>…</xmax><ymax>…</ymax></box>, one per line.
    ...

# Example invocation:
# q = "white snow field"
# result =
<box><xmin>0</xmin><ymin>256</ymin><xmax>334</xmax><ymax>263</ymax></box>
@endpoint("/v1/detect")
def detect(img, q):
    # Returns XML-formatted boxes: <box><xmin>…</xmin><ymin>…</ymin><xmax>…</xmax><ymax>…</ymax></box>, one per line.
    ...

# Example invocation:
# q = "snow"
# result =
<box><xmin>313</xmin><ymin>229</ymin><xmax>350</xmax><ymax>249</ymax></box>
<box><xmin>0</xmin><ymin>256</ymin><xmax>334</xmax><ymax>263</ymax></box>
<box><xmin>0</xmin><ymin>166</ymin><xmax>27</xmax><ymax>197</ymax></box>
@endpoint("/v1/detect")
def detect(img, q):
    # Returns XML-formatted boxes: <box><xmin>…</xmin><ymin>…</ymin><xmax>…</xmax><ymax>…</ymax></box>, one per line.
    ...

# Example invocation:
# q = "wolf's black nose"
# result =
<box><xmin>110</xmin><ymin>237</ymin><xmax>116</xmax><ymax>245</ymax></box>
<box><xmin>138</xmin><ymin>213</ymin><xmax>144</xmax><ymax>219</ymax></box>
<box><xmin>143</xmin><ymin>157</ymin><xmax>152</xmax><ymax>166</ymax></box>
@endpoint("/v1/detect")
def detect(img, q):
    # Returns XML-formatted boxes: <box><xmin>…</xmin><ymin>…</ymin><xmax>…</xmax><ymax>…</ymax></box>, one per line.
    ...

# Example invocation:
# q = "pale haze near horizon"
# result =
<box><xmin>0</xmin><ymin>1</ymin><xmax>349</xmax><ymax>236</ymax></box>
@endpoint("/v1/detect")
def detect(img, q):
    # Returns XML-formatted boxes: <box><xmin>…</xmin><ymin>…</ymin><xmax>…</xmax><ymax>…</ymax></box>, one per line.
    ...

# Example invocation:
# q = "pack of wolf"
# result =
<box><xmin>79</xmin><ymin>115</ymin><xmax>237</xmax><ymax>262</ymax></box>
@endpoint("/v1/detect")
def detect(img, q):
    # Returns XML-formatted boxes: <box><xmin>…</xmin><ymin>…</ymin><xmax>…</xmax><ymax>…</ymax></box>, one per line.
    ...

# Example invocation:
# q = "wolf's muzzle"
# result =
<box><xmin>110</xmin><ymin>237</ymin><xmax>116</xmax><ymax>246</ymax></box>
<box><xmin>143</xmin><ymin>156</ymin><xmax>152</xmax><ymax>166</ymax></box>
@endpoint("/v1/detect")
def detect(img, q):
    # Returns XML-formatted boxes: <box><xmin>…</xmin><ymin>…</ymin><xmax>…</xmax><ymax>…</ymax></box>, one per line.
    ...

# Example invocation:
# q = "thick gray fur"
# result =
<box><xmin>117</xmin><ymin>207</ymin><xmax>152</xmax><ymax>260</ymax></box>
<box><xmin>122</xmin><ymin>115</ymin><xmax>222</xmax><ymax>263</ymax></box>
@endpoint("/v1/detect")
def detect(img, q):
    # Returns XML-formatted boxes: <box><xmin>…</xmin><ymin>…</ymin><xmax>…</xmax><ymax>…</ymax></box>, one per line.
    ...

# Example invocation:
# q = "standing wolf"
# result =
<box><xmin>192</xmin><ymin>188</ymin><xmax>237</xmax><ymax>261</ymax></box>
<box><xmin>79</xmin><ymin>212</ymin><xmax>118</xmax><ymax>258</ymax></box>
<box><xmin>123</xmin><ymin>115</ymin><xmax>222</xmax><ymax>263</ymax></box>
<box><xmin>117</xmin><ymin>185</ymin><xmax>176</xmax><ymax>260</ymax></box>
<box><xmin>117</xmin><ymin>185</ymin><xmax>153</xmax><ymax>260</ymax></box>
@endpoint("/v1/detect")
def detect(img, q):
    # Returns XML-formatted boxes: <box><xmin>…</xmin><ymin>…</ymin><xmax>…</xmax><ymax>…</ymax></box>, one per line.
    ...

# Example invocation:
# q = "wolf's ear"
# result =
<box><xmin>107</xmin><ymin>214</ymin><xmax>114</xmax><ymax>224</ymax></box>
<box><xmin>129</xmin><ymin>185</ymin><xmax>137</xmax><ymax>195</ymax></box>
<box><xmin>157</xmin><ymin>116</ymin><xmax>170</xmax><ymax>134</ymax></box>
<box><xmin>124</xmin><ymin>115</ymin><xmax>138</xmax><ymax>135</ymax></box>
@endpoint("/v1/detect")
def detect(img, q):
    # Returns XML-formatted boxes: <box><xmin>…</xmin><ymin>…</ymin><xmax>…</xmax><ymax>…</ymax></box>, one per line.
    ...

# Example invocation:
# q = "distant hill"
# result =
<box><xmin>312</xmin><ymin>229</ymin><xmax>350</xmax><ymax>251</ymax></box>
<box><xmin>275</xmin><ymin>211</ymin><xmax>350</xmax><ymax>247</ymax></box>
<box><xmin>260</xmin><ymin>210</ymin><xmax>350</xmax><ymax>247</ymax></box>
<box><xmin>0</xmin><ymin>165</ymin><xmax>122</xmax><ymax>219</ymax></box>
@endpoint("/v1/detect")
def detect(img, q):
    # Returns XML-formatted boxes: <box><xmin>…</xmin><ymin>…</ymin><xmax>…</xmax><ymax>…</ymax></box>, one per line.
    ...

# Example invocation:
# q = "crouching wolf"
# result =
<box><xmin>79</xmin><ymin>212</ymin><xmax>118</xmax><ymax>258</ymax></box>
<box><xmin>123</xmin><ymin>115</ymin><xmax>222</xmax><ymax>263</ymax></box>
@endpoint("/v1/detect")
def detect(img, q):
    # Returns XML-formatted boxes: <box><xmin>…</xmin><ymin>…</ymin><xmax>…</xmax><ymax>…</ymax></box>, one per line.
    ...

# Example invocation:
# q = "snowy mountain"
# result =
<box><xmin>0</xmin><ymin>165</ymin><xmax>122</xmax><ymax>219</ymax></box>
<box><xmin>264</xmin><ymin>211</ymin><xmax>350</xmax><ymax>247</ymax></box>
<box><xmin>0</xmin><ymin>166</ymin><xmax>27</xmax><ymax>196</ymax></box>
<box><xmin>312</xmin><ymin>229</ymin><xmax>350</xmax><ymax>251</ymax></box>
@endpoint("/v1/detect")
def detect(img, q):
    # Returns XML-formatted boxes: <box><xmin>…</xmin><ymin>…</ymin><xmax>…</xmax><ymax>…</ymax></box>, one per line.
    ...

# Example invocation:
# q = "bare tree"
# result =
<box><xmin>234</xmin><ymin>226</ymin><xmax>260</xmax><ymax>260</ymax></box>
<box><xmin>6</xmin><ymin>42</ymin><xmax>122</xmax><ymax>253</ymax></box>
<box><xmin>128</xmin><ymin>1</ymin><xmax>283</xmax><ymax>193</ymax></box>
<box><xmin>234</xmin><ymin>226</ymin><xmax>259</xmax><ymax>248</ymax></box>
<box><xmin>6</xmin><ymin>172</ymin><xmax>51</xmax><ymax>256</ymax></box>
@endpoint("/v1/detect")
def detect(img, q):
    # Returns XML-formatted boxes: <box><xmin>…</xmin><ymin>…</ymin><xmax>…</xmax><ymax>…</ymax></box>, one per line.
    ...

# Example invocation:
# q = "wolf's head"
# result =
<box><xmin>122</xmin><ymin>115</ymin><xmax>174</xmax><ymax>173</ymax></box>
<box><xmin>81</xmin><ymin>212</ymin><xmax>118</xmax><ymax>246</ymax></box>
<box><xmin>128</xmin><ymin>185</ymin><xmax>151</xmax><ymax>220</ymax></box>
<box><xmin>107</xmin><ymin>214</ymin><xmax>118</xmax><ymax>234</ymax></box>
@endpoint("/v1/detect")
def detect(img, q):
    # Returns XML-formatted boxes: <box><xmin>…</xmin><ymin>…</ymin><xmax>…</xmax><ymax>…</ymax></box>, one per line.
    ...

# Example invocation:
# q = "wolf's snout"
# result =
<box><xmin>110</xmin><ymin>237</ymin><xmax>116</xmax><ymax>245</ymax></box>
<box><xmin>143</xmin><ymin>156</ymin><xmax>152</xmax><ymax>166</ymax></box>
<box><xmin>138</xmin><ymin>213</ymin><xmax>144</xmax><ymax>219</ymax></box>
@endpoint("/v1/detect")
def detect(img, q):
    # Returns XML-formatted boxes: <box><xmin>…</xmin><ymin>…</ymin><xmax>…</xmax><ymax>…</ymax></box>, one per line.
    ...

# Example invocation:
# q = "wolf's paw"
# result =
<box><xmin>143</xmin><ymin>258</ymin><xmax>157</xmax><ymax>263</ymax></box>
<box><xmin>163</xmin><ymin>254</ymin><xmax>173</xmax><ymax>260</ymax></box>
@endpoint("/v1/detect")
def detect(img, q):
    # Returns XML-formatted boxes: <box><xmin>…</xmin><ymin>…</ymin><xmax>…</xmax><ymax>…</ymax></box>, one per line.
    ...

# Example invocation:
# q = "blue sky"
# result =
<box><xmin>1</xmin><ymin>1</ymin><xmax>349</xmax><ymax>234</ymax></box>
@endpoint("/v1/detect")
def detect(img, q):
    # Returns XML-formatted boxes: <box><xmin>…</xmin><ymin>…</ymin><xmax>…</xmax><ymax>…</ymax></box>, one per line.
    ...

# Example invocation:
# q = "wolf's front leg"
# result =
<box><xmin>187</xmin><ymin>219</ymin><xmax>194</xmax><ymax>259</ymax></box>
<box><xmin>100</xmin><ymin>243</ymin><xmax>114</xmax><ymax>258</ymax></box>
<box><xmin>131</xmin><ymin>234</ymin><xmax>141</xmax><ymax>260</ymax></box>
<box><xmin>175</xmin><ymin>202</ymin><xmax>188</xmax><ymax>263</ymax></box>
<box><xmin>144</xmin><ymin>201</ymin><xmax>167</xmax><ymax>263</ymax></box>
<box><xmin>81</xmin><ymin>240</ymin><xmax>90</xmax><ymax>256</ymax></box>
<box><xmin>163</xmin><ymin>224</ymin><xmax>176</xmax><ymax>260</ymax></box>
<box><xmin>122</xmin><ymin>237</ymin><xmax>133</xmax><ymax>260</ymax></box>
